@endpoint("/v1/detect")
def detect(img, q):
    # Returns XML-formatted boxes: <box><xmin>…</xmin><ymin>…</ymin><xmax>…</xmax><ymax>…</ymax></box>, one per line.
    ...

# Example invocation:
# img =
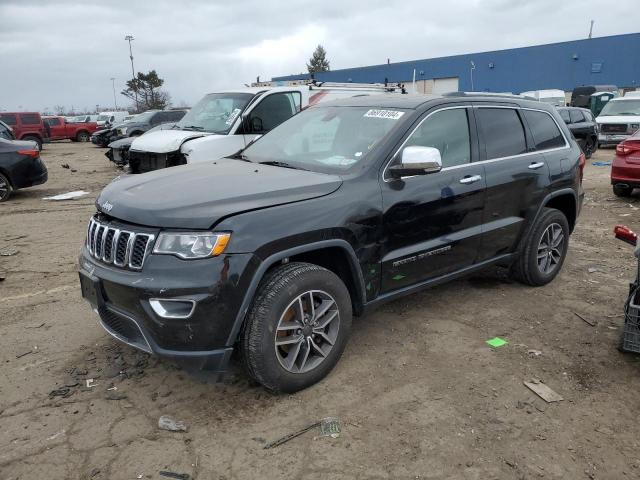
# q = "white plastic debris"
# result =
<box><xmin>43</xmin><ymin>190</ymin><xmax>89</xmax><ymax>201</ymax></box>
<box><xmin>158</xmin><ymin>415</ymin><xmax>188</xmax><ymax>432</ymax></box>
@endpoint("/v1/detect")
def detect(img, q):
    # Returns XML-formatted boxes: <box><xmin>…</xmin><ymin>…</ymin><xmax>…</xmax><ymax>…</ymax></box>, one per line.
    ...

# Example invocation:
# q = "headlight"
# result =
<box><xmin>153</xmin><ymin>232</ymin><xmax>230</xmax><ymax>259</ymax></box>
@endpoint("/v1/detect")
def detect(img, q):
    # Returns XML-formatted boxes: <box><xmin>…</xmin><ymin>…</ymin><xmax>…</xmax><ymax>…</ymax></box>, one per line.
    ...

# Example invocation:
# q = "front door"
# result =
<box><xmin>242</xmin><ymin>91</ymin><xmax>302</xmax><ymax>146</ymax></box>
<box><xmin>47</xmin><ymin>118</ymin><xmax>65</xmax><ymax>140</ymax></box>
<box><xmin>380</xmin><ymin>106</ymin><xmax>486</xmax><ymax>293</ymax></box>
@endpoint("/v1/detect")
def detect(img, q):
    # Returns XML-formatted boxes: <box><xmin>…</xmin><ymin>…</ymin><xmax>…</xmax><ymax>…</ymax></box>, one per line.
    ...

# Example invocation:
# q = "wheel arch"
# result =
<box><xmin>543</xmin><ymin>190</ymin><xmax>578</xmax><ymax>233</ymax></box>
<box><xmin>226</xmin><ymin>239</ymin><xmax>366</xmax><ymax>346</ymax></box>
<box><xmin>76</xmin><ymin>129</ymin><xmax>90</xmax><ymax>139</ymax></box>
<box><xmin>0</xmin><ymin>166</ymin><xmax>14</xmax><ymax>187</ymax></box>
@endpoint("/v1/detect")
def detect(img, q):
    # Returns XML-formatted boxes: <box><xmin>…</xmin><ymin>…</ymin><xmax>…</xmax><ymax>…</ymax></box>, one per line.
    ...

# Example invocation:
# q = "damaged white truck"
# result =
<box><xmin>121</xmin><ymin>82</ymin><xmax>407</xmax><ymax>173</ymax></box>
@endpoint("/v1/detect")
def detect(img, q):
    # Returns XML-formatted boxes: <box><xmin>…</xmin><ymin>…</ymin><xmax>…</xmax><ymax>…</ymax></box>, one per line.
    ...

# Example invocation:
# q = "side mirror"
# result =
<box><xmin>388</xmin><ymin>146</ymin><xmax>442</xmax><ymax>178</ymax></box>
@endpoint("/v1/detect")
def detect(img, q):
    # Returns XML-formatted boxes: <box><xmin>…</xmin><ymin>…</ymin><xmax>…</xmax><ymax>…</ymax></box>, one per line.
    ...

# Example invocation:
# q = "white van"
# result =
<box><xmin>520</xmin><ymin>89</ymin><xmax>566</xmax><ymax>107</ymax></box>
<box><xmin>97</xmin><ymin>111</ymin><xmax>130</xmax><ymax>128</ymax></box>
<box><xmin>596</xmin><ymin>96</ymin><xmax>640</xmax><ymax>146</ymax></box>
<box><xmin>127</xmin><ymin>82</ymin><xmax>407</xmax><ymax>173</ymax></box>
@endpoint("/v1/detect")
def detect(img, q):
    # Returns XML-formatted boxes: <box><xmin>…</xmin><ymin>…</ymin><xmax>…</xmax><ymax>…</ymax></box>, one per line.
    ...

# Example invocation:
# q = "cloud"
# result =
<box><xmin>0</xmin><ymin>0</ymin><xmax>637</xmax><ymax>112</ymax></box>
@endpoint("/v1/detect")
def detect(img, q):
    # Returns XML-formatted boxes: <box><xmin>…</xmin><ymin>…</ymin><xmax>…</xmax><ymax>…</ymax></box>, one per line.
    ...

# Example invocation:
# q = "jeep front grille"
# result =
<box><xmin>86</xmin><ymin>217</ymin><xmax>155</xmax><ymax>270</ymax></box>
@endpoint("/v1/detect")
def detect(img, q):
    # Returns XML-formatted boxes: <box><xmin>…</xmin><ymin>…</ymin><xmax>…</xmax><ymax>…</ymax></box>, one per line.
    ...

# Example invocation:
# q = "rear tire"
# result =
<box><xmin>76</xmin><ymin>131</ymin><xmax>90</xmax><ymax>142</ymax></box>
<box><xmin>613</xmin><ymin>184</ymin><xmax>633</xmax><ymax>197</ymax></box>
<box><xmin>241</xmin><ymin>262</ymin><xmax>352</xmax><ymax>393</ymax></box>
<box><xmin>584</xmin><ymin>137</ymin><xmax>596</xmax><ymax>159</ymax></box>
<box><xmin>0</xmin><ymin>172</ymin><xmax>13</xmax><ymax>202</ymax></box>
<box><xmin>511</xmin><ymin>208</ymin><xmax>570</xmax><ymax>286</ymax></box>
<box><xmin>22</xmin><ymin>135</ymin><xmax>42</xmax><ymax>151</ymax></box>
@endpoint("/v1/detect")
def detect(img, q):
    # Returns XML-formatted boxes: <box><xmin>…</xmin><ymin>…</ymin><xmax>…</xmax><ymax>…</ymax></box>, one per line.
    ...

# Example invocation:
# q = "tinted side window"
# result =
<box><xmin>46</xmin><ymin>118</ymin><xmax>61</xmax><ymax>126</ymax></box>
<box><xmin>21</xmin><ymin>114</ymin><xmax>41</xmax><ymax>125</ymax></box>
<box><xmin>404</xmin><ymin>108</ymin><xmax>471</xmax><ymax>168</ymax></box>
<box><xmin>249</xmin><ymin>92</ymin><xmax>301</xmax><ymax>133</ymax></box>
<box><xmin>559</xmin><ymin>110</ymin><xmax>570</xmax><ymax>124</ymax></box>
<box><xmin>569</xmin><ymin>110</ymin><xmax>584</xmax><ymax>123</ymax></box>
<box><xmin>0</xmin><ymin>114</ymin><xmax>17</xmax><ymax>126</ymax></box>
<box><xmin>476</xmin><ymin>108</ymin><xmax>527</xmax><ymax>159</ymax></box>
<box><xmin>169</xmin><ymin>111</ymin><xmax>186</xmax><ymax>121</ymax></box>
<box><xmin>522</xmin><ymin>110</ymin><xmax>566</xmax><ymax>150</ymax></box>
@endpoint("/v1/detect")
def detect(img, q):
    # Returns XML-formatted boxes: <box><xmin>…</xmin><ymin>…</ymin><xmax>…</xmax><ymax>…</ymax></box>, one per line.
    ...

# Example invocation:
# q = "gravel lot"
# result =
<box><xmin>1</xmin><ymin>141</ymin><xmax>639</xmax><ymax>480</ymax></box>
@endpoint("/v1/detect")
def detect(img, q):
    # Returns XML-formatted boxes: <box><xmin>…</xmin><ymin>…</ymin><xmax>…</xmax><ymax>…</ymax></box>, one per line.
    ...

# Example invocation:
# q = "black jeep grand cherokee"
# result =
<box><xmin>79</xmin><ymin>94</ymin><xmax>584</xmax><ymax>392</ymax></box>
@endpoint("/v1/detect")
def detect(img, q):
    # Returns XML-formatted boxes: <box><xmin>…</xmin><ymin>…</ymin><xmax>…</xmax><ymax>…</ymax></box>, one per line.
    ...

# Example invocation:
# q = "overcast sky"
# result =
<box><xmin>0</xmin><ymin>0</ymin><xmax>638</xmax><ymax>113</ymax></box>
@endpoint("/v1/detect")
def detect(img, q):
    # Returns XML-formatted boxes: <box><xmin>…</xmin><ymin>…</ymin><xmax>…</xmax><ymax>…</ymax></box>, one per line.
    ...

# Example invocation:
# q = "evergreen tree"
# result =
<box><xmin>307</xmin><ymin>45</ymin><xmax>330</xmax><ymax>74</ymax></box>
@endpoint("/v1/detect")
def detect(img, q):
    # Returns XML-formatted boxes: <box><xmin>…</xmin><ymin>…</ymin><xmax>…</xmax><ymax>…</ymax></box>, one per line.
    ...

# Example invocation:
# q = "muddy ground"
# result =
<box><xmin>1</xmin><ymin>142</ymin><xmax>639</xmax><ymax>480</ymax></box>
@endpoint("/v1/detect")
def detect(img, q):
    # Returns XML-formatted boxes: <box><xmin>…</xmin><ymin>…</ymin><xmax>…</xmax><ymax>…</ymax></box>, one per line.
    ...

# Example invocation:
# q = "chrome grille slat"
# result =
<box><xmin>85</xmin><ymin>217</ymin><xmax>154</xmax><ymax>271</ymax></box>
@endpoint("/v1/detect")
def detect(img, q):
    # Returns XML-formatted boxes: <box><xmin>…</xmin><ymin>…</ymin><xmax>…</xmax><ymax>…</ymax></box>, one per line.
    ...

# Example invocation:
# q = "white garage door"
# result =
<box><xmin>432</xmin><ymin>77</ymin><xmax>459</xmax><ymax>94</ymax></box>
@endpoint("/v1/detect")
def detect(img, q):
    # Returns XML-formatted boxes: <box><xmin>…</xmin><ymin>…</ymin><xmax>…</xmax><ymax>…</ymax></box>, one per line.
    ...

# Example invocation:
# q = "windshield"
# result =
<box><xmin>176</xmin><ymin>93</ymin><xmax>254</xmax><ymax>133</ymax></box>
<box><xmin>600</xmin><ymin>100</ymin><xmax>640</xmax><ymax>116</ymax></box>
<box><xmin>69</xmin><ymin>115</ymin><xmax>86</xmax><ymax>122</ymax></box>
<box><xmin>241</xmin><ymin>106</ymin><xmax>408</xmax><ymax>174</ymax></box>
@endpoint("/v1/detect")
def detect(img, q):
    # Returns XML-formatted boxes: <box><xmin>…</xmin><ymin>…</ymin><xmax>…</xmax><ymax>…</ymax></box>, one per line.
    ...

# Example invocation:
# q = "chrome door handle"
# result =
<box><xmin>459</xmin><ymin>175</ymin><xmax>482</xmax><ymax>184</ymax></box>
<box><xmin>528</xmin><ymin>162</ymin><xmax>545</xmax><ymax>170</ymax></box>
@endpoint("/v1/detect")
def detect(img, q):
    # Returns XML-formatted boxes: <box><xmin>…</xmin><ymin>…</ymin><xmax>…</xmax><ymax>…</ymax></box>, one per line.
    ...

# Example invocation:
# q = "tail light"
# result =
<box><xmin>17</xmin><ymin>149</ymin><xmax>39</xmax><ymax>159</ymax></box>
<box><xmin>616</xmin><ymin>140</ymin><xmax>640</xmax><ymax>156</ymax></box>
<box><xmin>614</xmin><ymin>225</ymin><xmax>638</xmax><ymax>246</ymax></box>
<box><xmin>578</xmin><ymin>152</ymin><xmax>586</xmax><ymax>183</ymax></box>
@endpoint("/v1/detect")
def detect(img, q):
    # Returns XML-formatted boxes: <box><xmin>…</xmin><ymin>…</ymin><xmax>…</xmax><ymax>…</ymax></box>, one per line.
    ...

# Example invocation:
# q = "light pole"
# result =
<box><xmin>110</xmin><ymin>77</ymin><xmax>118</xmax><ymax>110</ymax></box>
<box><xmin>124</xmin><ymin>35</ymin><xmax>138</xmax><ymax>111</ymax></box>
<box><xmin>470</xmin><ymin>61</ymin><xmax>476</xmax><ymax>91</ymax></box>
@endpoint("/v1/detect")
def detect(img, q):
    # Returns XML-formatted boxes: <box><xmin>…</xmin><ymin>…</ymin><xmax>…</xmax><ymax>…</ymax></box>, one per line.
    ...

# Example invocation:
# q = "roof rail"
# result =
<box><xmin>307</xmin><ymin>79</ymin><xmax>407</xmax><ymax>94</ymax></box>
<box><xmin>443</xmin><ymin>91</ymin><xmax>526</xmax><ymax>100</ymax></box>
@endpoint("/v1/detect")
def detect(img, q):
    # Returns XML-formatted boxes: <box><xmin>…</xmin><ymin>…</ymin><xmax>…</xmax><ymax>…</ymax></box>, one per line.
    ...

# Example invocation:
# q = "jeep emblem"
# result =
<box><xmin>101</xmin><ymin>201</ymin><xmax>113</xmax><ymax>212</ymax></box>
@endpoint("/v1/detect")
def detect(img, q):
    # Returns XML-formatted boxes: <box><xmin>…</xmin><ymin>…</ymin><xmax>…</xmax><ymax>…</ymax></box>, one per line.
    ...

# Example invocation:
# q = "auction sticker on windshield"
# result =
<box><xmin>364</xmin><ymin>109</ymin><xmax>405</xmax><ymax>120</ymax></box>
<box><xmin>225</xmin><ymin>108</ymin><xmax>242</xmax><ymax>126</ymax></box>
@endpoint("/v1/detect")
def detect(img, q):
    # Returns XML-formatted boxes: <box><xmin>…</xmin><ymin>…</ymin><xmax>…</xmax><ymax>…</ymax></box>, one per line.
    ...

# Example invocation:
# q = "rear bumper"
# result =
<box><xmin>612</xmin><ymin>161</ymin><xmax>640</xmax><ymax>186</ymax></box>
<box><xmin>13</xmin><ymin>158</ymin><xmax>48</xmax><ymax>189</ymax></box>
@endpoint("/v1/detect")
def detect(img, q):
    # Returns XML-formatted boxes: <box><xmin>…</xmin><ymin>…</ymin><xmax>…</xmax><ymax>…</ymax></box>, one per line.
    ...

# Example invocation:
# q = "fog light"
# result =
<box><xmin>149</xmin><ymin>299</ymin><xmax>196</xmax><ymax>319</ymax></box>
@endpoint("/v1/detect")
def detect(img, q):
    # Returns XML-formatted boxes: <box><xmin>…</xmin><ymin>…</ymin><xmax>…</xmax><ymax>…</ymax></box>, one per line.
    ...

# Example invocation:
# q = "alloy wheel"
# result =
<box><xmin>274</xmin><ymin>290</ymin><xmax>340</xmax><ymax>374</ymax></box>
<box><xmin>537</xmin><ymin>223</ymin><xmax>565</xmax><ymax>275</ymax></box>
<box><xmin>0</xmin><ymin>176</ymin><xmax>9</xmax><ymax>201</ymax></box>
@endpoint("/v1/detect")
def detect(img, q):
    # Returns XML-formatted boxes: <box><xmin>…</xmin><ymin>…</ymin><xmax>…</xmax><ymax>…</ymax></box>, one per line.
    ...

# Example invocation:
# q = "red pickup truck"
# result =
<box><xmin>43</xmin><ymin>116</ymin><xmax>98</xmax><ymax>143</ymax></box>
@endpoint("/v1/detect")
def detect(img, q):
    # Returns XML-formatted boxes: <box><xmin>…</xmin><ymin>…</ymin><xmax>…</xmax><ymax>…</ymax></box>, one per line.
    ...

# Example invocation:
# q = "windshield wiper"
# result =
<box><xmin>226</xmin><ymin>151</ymin><xmax>251</xmax><ymax>162</ymax></box>
<box><xmin>258</xmin><ymin>160</ymin><xmax>308</xmax><ymax>171</ymax></box>
<box><xmin>179</xmin><ymin>125</ymin><xmax>204</xmax><ymax>131</ymax></box>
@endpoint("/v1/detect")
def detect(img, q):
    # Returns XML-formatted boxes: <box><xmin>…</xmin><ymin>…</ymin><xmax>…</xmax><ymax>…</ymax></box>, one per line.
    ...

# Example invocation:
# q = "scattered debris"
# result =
<box><xmin>320</xmin><ymin>417</ymin><xmax>341</xmax><ymax>438</ymax></box>
<box><xmin>574</xmin><ymin>311</ymin><xmax>596</xmax><ymax>327</ymax></box>
<box><xmin>159</xmin><ymin>471</ymin><xmax>191</xmax><ymax>480</ymax></box>
<box><xmin>47</xmin><ymin>429</ymin><xmax>66</xmax><ymax>440</ymax></box>
<box><xmin>591</xmin><ymin>161</ymin><xmax>611</xmax><ymax>167</ymax></box>
<box><xmin>43</xmin><ymin>190</ymin><xmax>89</xmax><ymax>201</ymax></box>
<box><xmin>524</xmin><ymin>379</ymin><xmax>564</xmax><ymax>403</ymax></box>
<box><xmin>263</xmin><ymin>421</ymin><xmax>321</xmax><ymax>449</ymax></box>
<box><xmin>86</xmin><ymin>378</ymin><xmax>97</xmax><ymax>388</ymax></box>
<box><xmin>107</xmin><ymin>386</ymin><xmax>118</xmax><ymax>391</ymax></box>
<box><xmin>0</xmin><ymin>274</ymin><xmax>5</xmax><ymax>282</ymax></box>
<box><xmin>158</xmin><ymin>415</ymin><xmax>188</xmax><ymax>432</ymax></box>
<box><xmin>587</xmin><ymin>267</ymin><xmax>599</xmax><ymax>273</ymax></box>
<box><xmin>71</xmin><ymin>169</ymin><xmax>77</xmax><ymax>173</ymax></box>
<box><xmin>527</xmin><ymin>349</ymin><xmax>543</xmax><ymax>357</ymax></box>
<box><xmin>105</xmin><ymin>391</ymin><xmax>127</xmax><ymax>401</ymax></box>
<box><xmin>49</xmin><ymin>387</ymin><xmax>73</xmax><ymax>399</ymax></box>
<box><xmin>25</xmin><ymin>322</ymin><xmax>46</xmax><ymax>329</ymax></box>
<box><xmin>16</xmin><ymin>350</ymin><xmax>34</xmax><ymax>359</ymax></box>
<box><xmin>61</xmin><ymin>163</ymin><xmax>70</xmax><ymax>169</ymax></box>
<box><xmin>486</xmin><ymin>337</ymin><xmax>508</xmax><ymax>348</ymax></box>
<box><xmin>88</xmin><ymin>468</ymin><xmax>101</xmax><ymax>478</ymax></box>
<box><xmin>0</xmin><ymin>247</ymin><xmax>19</xmax><ymax>256</ymax></box>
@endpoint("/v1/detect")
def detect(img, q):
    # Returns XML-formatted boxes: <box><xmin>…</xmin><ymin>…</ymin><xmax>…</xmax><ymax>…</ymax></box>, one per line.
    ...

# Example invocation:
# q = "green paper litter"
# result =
<box><xmin>486</xmin><ymin>337</ymin><xmax>508</xmax><ymax>348</ymax></box>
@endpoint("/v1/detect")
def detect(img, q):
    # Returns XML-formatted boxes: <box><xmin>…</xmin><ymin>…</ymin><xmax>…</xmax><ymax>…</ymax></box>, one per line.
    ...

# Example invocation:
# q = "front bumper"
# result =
<box><xmin>78</xmin><ymin>246</ymin><xmax>258</xmax><ymax>375</ymax></box>
<box><xmin>599</xmin><ymin>133</ymin><xmax>631</xmax><ymax>145</ymax></box>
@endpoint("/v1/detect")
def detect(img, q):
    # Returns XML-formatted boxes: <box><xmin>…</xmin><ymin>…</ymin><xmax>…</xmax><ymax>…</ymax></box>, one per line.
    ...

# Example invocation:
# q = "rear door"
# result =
<box><xmin>380</xmin><ymin>105</ymin><xmax>486</xmax><ymax>292</ymax></box>
<box><xmin>474</xmin><ymin>105</ymin><xmax>550</xmax><ymax>261</ymax></box>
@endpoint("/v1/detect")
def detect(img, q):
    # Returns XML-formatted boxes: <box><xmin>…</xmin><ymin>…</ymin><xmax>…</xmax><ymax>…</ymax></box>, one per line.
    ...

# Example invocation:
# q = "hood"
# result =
<box><xmin>597</xmin><ymin>115</ymin><xmax>640</xmax><ymax>123</ymax></box>
<box><xmin>108</xmin><ymin>136</ymin><xmax>136</xmax><ymax>149</ymax></box>
<box><xmin>96</xmin><ymin>159</ymin><xmax>342</xmax><ymax>229</ymax></box>
<box><xmin>130</xmin><ymin>129</ymin><xmax>212</xmax><ymax>154</ymax></box>
<box><xmin>9</xmin><ymin>138</ymin><xmax>39</xmax><ymax>150</ymax></box>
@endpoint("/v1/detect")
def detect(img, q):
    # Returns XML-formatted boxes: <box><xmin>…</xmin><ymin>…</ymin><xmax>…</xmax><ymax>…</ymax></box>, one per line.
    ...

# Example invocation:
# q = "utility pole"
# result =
<box><xmin>470</xmin><ymin>61</ymin><xmax>476</xmax><ymax>91</ymax></box>
<box><xmin>124</xmin><ymin>35</ymin><xmax>138</xmax><ymax>111</ymax></box>
<box><xmin>588</xmin><ymin>20</ymin><xmax>594</xmax><ymax>39</ymax></box>
<box><xmin>110</xmin><ymin>77</ymin><xmax>118</xmax><ymax>110</ymax></box>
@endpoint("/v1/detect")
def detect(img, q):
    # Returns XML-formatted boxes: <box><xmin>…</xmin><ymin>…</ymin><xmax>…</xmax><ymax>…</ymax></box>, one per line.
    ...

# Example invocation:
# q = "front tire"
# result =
<box><xmin>512</xmin><ymin>208</ymin><xmax>570</xmax><ymax>286</ymax></box>
<box><xmin>241</xmin><ymin>262</ymin><xmax>352</xmax><ymax>393</ymax></box>
<box><xmin>0</xmin><ymin>172</ymin><xmax>13</xmax><ymax>202</ymax></box>
<box><xmin>584</xmin><ymin>137</ymin><xmax>596</xmax><ymax>159</ymax></box>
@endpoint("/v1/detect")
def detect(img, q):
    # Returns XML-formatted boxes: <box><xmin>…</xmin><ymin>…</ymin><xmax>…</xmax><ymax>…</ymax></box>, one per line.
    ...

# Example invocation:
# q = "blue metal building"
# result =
<box><xmin>272</xmin><ymin>33</ymin><xmax>640</xmax><ymax>94</ymax></box>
